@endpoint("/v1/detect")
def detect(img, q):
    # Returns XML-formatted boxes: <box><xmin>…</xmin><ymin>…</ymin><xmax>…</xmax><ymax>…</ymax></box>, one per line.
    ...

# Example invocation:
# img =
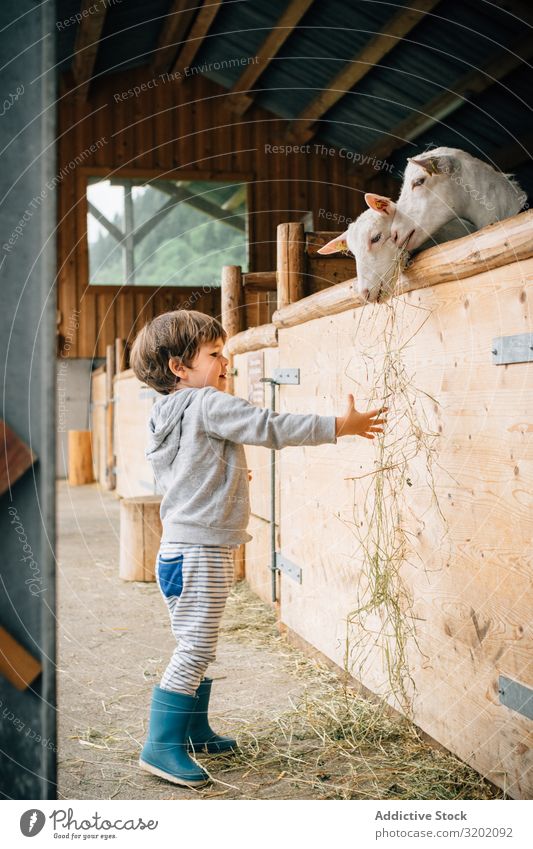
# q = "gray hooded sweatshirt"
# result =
<box><xmin>146</xmin><ymin>386</ymin><xmax>337</xmax><ymax>547</ymax></box>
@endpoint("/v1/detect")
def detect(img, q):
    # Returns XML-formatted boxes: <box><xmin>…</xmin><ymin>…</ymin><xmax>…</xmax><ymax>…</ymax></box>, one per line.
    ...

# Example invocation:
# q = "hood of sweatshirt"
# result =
<box><xmin>145</xmin><ymin>387</ymin><xmax>199</xmax><ymax>472</ymax></box>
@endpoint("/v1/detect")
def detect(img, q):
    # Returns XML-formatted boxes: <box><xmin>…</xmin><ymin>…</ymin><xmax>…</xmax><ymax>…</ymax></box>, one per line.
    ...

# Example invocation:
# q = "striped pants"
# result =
<box><xmin>156</xmin><ymin>542</ymin><xmax>235</xmax><ymax>696</ymax></box>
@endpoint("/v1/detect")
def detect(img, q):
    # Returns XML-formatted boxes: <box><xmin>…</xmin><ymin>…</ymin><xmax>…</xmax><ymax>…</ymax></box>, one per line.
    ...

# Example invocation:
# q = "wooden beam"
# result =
<box><xmin>171</xmin><ymin>0</ymin><xmax>223</xmax><ymax>75</ymax></box>
<box><xmin>228</xmin><ymin>0</ymin><xmax>315</xmax><ymax>116</ymax></box>
<box><xmin>71</xmin><ymin>0</ymin><xmax>109</xmax><ymax>100</ymax></box>
<box><xmin>226</xmin><ymin>323</ymin><xmax>278</xmax><ymax>355</ymax></box>
<box><xmin>222</xmin><ymin>185</ymin><xmax>247</xmax><ymax>211</ymax></box>
<box><xmin>286</xmin><ymin>0</ymin><xmax>440</xmax><ymax>143</ymax></box>
<box><xmin>156</xmin><ymin>182</ymin><xmax>246</xmax><ymax>231</ymax></box>
<box><xmin>271</xmin><ymin>210</ymin><xmax>533</xmax><ymax>328</ymax></box>
<box><xmin>87</xmin><ymin>202</ymin><xmax>123</xmax><ymax>243</ymax></box>
<box><xmin>359</xmin><ymin>32</ymin><xmax>533</xmax><ymax>166</ymax></box>
<box><xmin>273</xmin><ymin>278</ymin><xmax>359</xmax><ymax>328</ymax></box>
<box><xmin>132</xmin><ymin>195</ymin><xmax>181</xmax><ymax>245</ymax></box>
<box><xmin>243</xmin><ymin>271</ymin><xmax>277</xmax><ymax>292</ymax></box>
<box><xmin>151</xmin><ymin>0</ymin><xmax>201</xmax><ymax>76</ymax></box>
<box><xmin>79</xmin><ymin>166</ymin><xmax>256</xmax><ymax>183</ymax></box>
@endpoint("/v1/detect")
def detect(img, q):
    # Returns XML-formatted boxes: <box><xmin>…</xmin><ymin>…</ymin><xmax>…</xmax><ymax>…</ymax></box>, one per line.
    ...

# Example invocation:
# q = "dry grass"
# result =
<box><xmin>207</xmin><ymin>583</ymin><xmax>505</xmax><ymax>800</ymax></box>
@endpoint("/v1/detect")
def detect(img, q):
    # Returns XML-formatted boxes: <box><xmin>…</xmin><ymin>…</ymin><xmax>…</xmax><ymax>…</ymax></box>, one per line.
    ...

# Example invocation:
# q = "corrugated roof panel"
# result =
<box><xmin>310</xmin><ymin>0</ymin><xmax>526</xmax><ymax>155</ymax></box>
<box><xmin>387</xmin><ymin>68</ymin><xmax>533</xmax><ymax>177</ymax></box>
<box><xmin>251</xmin><ymin>0</ymin><xmax>408</xmax><ymax>117</ymax></box>
<box><xmin>193</xmin><ymin>0</ymin><xmax>292</xmax><ymax>87</ymax></box>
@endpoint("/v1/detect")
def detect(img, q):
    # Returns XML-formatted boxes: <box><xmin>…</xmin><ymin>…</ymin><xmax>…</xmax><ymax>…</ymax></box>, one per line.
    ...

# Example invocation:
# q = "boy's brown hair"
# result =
<box><xmin>130</xmin><ymin>309</ymin><xmax>227</xmax><ymax>394</ymax></box>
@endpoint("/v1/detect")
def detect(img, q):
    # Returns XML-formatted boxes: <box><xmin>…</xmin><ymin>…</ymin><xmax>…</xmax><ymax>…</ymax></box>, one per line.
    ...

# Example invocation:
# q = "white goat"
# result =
<box><xmin>391</xmin><ymin>146</ymin><xmax>526</xmax><ymax>251</ymax></box>
<box><xmin>318</xmin><ymin>193</ymin><xmax>474</xmax><ymax>303</ymax></box>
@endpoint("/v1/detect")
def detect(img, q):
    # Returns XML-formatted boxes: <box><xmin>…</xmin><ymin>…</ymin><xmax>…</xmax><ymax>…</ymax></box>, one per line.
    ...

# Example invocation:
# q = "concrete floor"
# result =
<box><xmin>56</xmin><ymin>481</ymin><xmax>317</xmax><ymax>800</ymax></box>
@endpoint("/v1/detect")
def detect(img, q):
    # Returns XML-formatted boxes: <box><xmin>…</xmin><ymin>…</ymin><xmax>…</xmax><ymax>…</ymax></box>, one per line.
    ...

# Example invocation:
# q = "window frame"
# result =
<box><xmin>78</xmin><ymin>166</ymin><xmax>254</xmax><ymax>292</ymax></box>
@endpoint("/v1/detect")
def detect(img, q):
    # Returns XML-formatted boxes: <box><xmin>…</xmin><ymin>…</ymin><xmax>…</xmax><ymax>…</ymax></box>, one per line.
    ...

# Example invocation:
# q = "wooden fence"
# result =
<box><xmin>228</xmin><ymin>210</ymin><xmax>533</xmax><ymax>799</ymax></box>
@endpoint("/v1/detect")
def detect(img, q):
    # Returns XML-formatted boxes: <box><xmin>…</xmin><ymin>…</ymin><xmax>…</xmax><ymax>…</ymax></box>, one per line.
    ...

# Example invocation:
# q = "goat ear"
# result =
<box><xmin>409</xmin><ymin>155</ymin><xmax>457</xmax><ymax>176</ymax></box>
<box><xmin>364</xmin><ymin>193</ymin><xmax>395</xmax><ymax>215</ymax></box>
<box><xmin>317</xmin><ymin>231</ymin><xmax>350</xmax><ymax>255</ymax></box>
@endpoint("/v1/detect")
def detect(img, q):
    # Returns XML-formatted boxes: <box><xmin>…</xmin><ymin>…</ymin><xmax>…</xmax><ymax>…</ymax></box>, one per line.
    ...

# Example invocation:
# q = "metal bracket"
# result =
<box><xmin>498</xmin><ymin>675</ymin><xmax>533</xmax><ymax>720</ymax></box>
<box><xmin>272</xmin><ymin>368</ymin><xmax>300</xmax><ymax>385</ymax></box>
<box><xmin>275</xmin><ymin>552</ymin><xmax>302</xmax><ymax>584</ymax></box>
<box><xmin>492</xmin><ymin>334</ymin><xmax>533</xmax><ymax>365</ymax></box>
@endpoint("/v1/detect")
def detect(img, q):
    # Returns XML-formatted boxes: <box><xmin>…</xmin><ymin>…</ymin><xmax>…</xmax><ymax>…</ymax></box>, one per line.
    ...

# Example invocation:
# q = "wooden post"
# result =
<box><xmin>67</xmin><ymin>430</ymin><xmax>95</xmax><ymax>485</ymax></box>
<box><xmin>221</xmin><ymin>265</ymin><xmax>244</xmax><ymax>337</ymax></box>
<box><xmin>104</xmin><ymin>343</ymin><xmax>116</xmax><ymax>490</ymax></box>
<box><xmin>115</xmin><ymin>337</ymin><xmax>127</xmax><ymax>373</ymax></box>
<box><xmin>221</xmin><ymin>265</ymin><xmax>244</xmax><ymax>396</ymax></box>
<box><xmin>233</xmin><ymin>543</ymin><xmax>245</xmax><ymax>582</ymax></box>
<box><xmin>276</xmin><ymin>222</ymin><xmax>305</xmax><ymax>310</ymax></box>
<box><xmin>119</xmin><ymin>495</ymin><xmax>162</xmax><ymax>582</ymax></box>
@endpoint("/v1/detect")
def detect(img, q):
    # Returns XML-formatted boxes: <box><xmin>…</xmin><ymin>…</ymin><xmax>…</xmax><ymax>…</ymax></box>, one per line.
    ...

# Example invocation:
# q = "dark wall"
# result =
<box><xmin>0</xmin><ymin>0</ymin><xmax>57</xmax><ymax>799</ymax></box>
<box><xmin>57</xmin><ymin>68</ymin><xmax>392</xmax><ymax>357</ymax></box>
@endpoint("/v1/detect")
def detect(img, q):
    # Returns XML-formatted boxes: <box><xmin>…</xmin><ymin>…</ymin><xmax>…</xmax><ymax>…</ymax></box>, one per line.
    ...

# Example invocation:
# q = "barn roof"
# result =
<box><xmin>56</xmin><ymin>0</ymin><xmax>533</xmax><ymax>196</ymax></box>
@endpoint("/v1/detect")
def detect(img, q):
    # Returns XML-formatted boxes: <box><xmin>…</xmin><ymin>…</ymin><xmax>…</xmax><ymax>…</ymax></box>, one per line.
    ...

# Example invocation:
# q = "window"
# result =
<box><xmin>87</xmin><ymin>176</ymin><xmax>248</xmax><ymax>286</ymax></box>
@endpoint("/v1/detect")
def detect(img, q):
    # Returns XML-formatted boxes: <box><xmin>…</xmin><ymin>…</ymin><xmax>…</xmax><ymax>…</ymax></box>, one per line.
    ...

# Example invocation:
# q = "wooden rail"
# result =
<box><xmin>225</xmin><ymin>209</ymin><xmax>533</xmax><ymax>350</ymax></box>
<box><xmin>226</xmin><ymin>323</ymin><xmax>278</xmax><ymax>356</ymax></box>
<box><xmin>273</xmin><ymin>210</ymin><xmax>533</xmax><ymax>329</ymax></box>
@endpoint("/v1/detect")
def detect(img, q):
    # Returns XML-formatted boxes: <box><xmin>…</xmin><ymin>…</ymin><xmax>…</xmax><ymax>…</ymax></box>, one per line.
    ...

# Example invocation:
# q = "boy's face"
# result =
<box><xmin>169</xmin><ymin>337</ymin><xmax>229</xmax><ymax>391</ymax></box>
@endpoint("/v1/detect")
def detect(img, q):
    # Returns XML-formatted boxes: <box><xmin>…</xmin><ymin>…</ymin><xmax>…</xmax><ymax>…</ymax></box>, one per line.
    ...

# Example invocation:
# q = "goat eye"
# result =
<box><xmin>370</xmin><ymin>233</ymin><xmax>382</xmax><ymax>244</ymax></box>
<box><xmin>412</xmin><ymin>177</ymin><xmax>425</xmax><ymax>188</ymax></box>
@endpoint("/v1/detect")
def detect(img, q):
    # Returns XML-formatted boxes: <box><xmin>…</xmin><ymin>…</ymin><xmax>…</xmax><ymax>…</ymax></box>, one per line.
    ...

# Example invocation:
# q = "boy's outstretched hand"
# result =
<box><xmin>335</xmin><ymin>394</ymin><xmax>388</xmax><ymax>439</ymax></box>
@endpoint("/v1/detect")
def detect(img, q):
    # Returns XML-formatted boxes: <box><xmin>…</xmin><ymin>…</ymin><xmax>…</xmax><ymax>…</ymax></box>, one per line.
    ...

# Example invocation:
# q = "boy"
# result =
<box><xmin>130</xmin><ymin>309</ymin><xmax>387</xmax><ymax>788</ymax></box>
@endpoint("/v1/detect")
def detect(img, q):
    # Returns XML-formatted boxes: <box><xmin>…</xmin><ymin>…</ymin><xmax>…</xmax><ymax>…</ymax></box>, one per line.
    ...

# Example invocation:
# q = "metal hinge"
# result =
<box><xmin>492</xmin><ymin>334</ymin><xmax>533</xmax><ymax>365</ymax></box>
<box><xmin>272</xmin><ymin>368</ymin><xmax>300</xmax><ymax>385</ymax></box>
<box><xmin>498</xmin><ymin>675</ymin><xmax>533</xmax><ymax>720</ymax></box>
<box><xmin>275</xmin><ymin>552</ymin><xmax>302</xmax><ymax>584</ymax></box>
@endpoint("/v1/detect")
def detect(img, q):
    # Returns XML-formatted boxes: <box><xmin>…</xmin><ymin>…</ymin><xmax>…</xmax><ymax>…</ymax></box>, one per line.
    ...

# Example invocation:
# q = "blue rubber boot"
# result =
<box><xmin>139</xmin><ymin>686</ymin><xmax>210</xmax><ymax>787</ymax></box>
<box><xmin>187</xmin><ymin>677</ymin><xmax>237</xmax><ymax>755</ymax></box>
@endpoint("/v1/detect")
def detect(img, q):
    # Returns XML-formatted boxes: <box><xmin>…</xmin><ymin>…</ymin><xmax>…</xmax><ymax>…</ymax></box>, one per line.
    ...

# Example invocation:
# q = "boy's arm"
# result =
<box><xmin>201</xmin><ymin>388</ymin><xmax>337</xmax><ymax>449</ymax></box>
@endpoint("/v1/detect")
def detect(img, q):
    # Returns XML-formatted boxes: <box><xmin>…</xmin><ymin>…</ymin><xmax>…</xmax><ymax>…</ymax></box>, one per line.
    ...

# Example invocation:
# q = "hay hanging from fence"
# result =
<box><xmin>339</xmin><ymin>275</ymin><xmax>452</xmax><ymax>718</ymax></box>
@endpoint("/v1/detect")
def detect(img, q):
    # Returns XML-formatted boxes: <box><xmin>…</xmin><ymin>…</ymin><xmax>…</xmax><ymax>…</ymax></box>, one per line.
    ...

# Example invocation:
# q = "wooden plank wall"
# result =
<box><xmin>271</xmin><ymin>257</ymin><xmax>533</xmax><ymax>798</ymax></box>
<box><xmin>57</xmin><ymin>68</ymin><xmax>392</xmax><ymax>357</ymax></box>
<box><xmin>113</xmin><ymin>370</ymin><xmax>158</xmax><ymax>498</ymax></box>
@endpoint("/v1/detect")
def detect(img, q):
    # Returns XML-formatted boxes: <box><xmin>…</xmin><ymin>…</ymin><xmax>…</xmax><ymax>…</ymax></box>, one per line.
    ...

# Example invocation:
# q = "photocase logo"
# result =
<box><xmin>20</xmin><ymin>809</ymin><xmax>46</xmax><ymax>837</ymax></box>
